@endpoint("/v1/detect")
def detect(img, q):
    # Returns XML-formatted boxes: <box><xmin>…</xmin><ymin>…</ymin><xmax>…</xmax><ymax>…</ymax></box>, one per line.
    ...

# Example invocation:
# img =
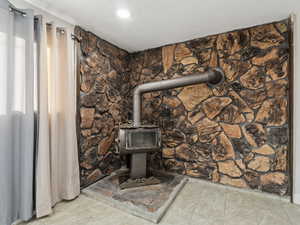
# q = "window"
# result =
<box><xmin>0</xmin><ymin>32</ymin><xmax>7</xmax><ymax>115</ymax></box>
<box><xmin>13</xmin><ymin>36</ymin><xmax>26</xmax><ymax>112</ymax></box>
<box><xmin>0</xmin><ymin>32</ymin><xmax>37</xmax><ymax>114</ymax></box>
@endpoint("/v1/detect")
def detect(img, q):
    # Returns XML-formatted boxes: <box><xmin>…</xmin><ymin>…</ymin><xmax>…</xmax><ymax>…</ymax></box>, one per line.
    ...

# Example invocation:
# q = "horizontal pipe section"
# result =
<box><xmin>133</xmin><ymin>68</ymin><xmax>224</xmax><ymax>127</ymax></box>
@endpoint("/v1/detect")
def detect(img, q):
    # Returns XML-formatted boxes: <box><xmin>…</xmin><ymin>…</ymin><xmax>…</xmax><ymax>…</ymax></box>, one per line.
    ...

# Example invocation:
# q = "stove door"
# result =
<box><xmin>125</xmin><ymin>128</ymin><xmax>160</xmax><ymax>151</ymax></box>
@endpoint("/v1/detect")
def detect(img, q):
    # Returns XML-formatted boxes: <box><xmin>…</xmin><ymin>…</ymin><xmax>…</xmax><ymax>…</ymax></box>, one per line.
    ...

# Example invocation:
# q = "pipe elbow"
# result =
<box><xmin>134</xmin><ymin>82</ymin><xmax>150</xmax><ymax>97</ymax></box>
<box><xmin>133</xmin><ymin>85</ymin><xmax>143</xmax><ymax>97</ymax></box>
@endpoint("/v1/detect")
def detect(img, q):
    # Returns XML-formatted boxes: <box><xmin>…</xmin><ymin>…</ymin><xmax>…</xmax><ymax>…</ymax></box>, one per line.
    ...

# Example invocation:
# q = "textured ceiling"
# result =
<box><xmin>23</xmin><ymin>0</ymin><xmax>298</xmax><ymax>52</ymax></box>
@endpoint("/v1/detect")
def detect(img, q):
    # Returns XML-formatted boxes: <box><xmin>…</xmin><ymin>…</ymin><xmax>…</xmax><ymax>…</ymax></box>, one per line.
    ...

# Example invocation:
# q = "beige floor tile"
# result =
<box><xmin>282</xmin><ymin>202</ymin><xmax>300</xmax><ymax>225</ymax></box>
<box><xmin>223</xmin><ymin>215</ymin><xmax>260</xmax><ymax>225</ymax></box>
<box><xmin>20</xmin><ymin>180</ymin><xmax>300</xmax><ymax>225</ymax></box>
<box><xmin>190</xmin><ymin>214</ymin><xmax>225</xmax><ymax>225</ymax></box>
<box><xmin>160</xmin><ymin>206</ymin><xmax>193</xmax><ymax>225</ymax></box>
<box><xmin>259</xmin><ymin>212</ymin><xmax>292</xmax><ymax>225</ymax></box>
<box><xmin>192</xmin><ymin>186</ymin><xmax>227</xmax><ymax>220</ymax></box>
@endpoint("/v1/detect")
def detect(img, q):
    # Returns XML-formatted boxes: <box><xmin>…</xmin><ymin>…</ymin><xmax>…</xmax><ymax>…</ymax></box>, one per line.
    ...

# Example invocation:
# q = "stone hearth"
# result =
<box><xmin>82</xmin><ymin>171</ymin><xmax>188</xmax><ymax>223</ymax></box>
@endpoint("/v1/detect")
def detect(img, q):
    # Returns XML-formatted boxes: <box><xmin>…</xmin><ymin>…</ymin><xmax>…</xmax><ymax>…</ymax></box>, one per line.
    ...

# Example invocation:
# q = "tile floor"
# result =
<box><xmin>21</xmin><ymin>179</ymin><xmax>300</xmax><ymax>225</ymax></box>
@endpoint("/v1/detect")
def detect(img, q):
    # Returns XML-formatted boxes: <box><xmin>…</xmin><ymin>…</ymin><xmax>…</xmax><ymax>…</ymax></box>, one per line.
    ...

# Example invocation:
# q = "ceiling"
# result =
<box><xmin>23</xmin><ymin>0</ymin><xmax>298</xmax><ymax>52</ymax></box>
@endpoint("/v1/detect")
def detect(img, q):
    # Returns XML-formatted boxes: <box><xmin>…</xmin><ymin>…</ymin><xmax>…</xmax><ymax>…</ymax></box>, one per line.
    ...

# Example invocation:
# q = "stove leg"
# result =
<box><xmin>130</xmin><ymin>153</ymin><xmax>147</xmax><ymax>179</ymax></box>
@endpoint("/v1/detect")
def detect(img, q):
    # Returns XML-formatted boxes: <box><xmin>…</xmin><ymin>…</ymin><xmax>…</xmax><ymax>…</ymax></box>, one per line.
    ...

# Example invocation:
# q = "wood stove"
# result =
<box><xmin>116</xmin><ymin>68</ymin><xmax>225</xmax><ymax>189</ymax></box>
<box><xmin>116</xmin><ymin>124</ymin><xmax>161</xmax><ymax>183</ymax></box>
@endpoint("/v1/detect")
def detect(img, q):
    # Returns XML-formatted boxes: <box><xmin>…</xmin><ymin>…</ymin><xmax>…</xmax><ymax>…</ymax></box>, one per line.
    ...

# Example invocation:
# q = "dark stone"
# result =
<box><xmin>266</xmin><ymin>60</ymin><xmax>287</xmax><ymax>80</ymax></box>
<box><xmin>175</xmin><ymin>144</ymin><xmax>197</xmax><ymax>162</ymax></box>
<box><xmin>148</xmin><ymin>65</ymin><xmax>163</xmax><ymax>77</ymax></box>
<box><xmin>160</xmin><ymin>105</ymin><xmax>172</xmax><ymax>118</ymax></box>
<box><xmin>244</xmin><ymin>170</ymin><xmax>260</xmax><ymax>189</ymax></box>
<box><xmin>217</xmin><ymin>30</ymin><xmax>250</xmax><ymax>57</ymax></box>
<box><xmin>211</xmin><ymin>133</ymin><xmax>235</xmax><ymax>161</ymax></box>
<box><xmin>231</xmin><ymin>138</ymin><xmax>251</xmax><ymax>155</ymax></box>
<box><xmin>240</xmin><ymin>66</ymin><xmax>265</xmax><ymax>90</ymax></box>
<box><xmin>83</xmin><ymin>147</ymin><xmax>99</xmax><ymax>167</ymax></box>
<box><xmin>94</xmin><ymin>76</ymin><xmax>107</xmax><ymax>93</ymax></box>
<box><xmin>81</xmin><ymin>136</ymin><xmax>101</xmax><ymax>153</ymax></box>
<box><xmin>192</xmin><ymin>143</ymin><xmax>212</xmax><ymax>161</ymax></box>
<box><xmin>220</xmin><ymin>59</ymin><xmax>251</xmax><ymax>81</ymax></box>
<box><xmin>240</xmin><ymin>89</ymin><xmax>267</xmax><ymax>109</ymax></box>
<box><xmin>143</xmin><ymin>48</ymin><xmax>162</xmax><ymax>67</ymax></box>
<box><xmin>94</xmin><ymin>113</ymin><xmax>114</xmax><ymax>137</ymax></box>
<box><xmin>149</xmin><ymin>152</ymin><xmax>164</xmax><ymax>170</ymax></box>
<box><xmin>230</xmin><ymin>82</ymin><xmax>244</xmax><ymax>92</ymax></box>
<box><xmin>185</xmin><ymin>162</ymin><xmax>216</xmax><ymax>180</ymax></box>
<box><xmin>261</xmin><ymin>172</ymin><xmax>288</xmax><ymax>196</ymax></box>
<box><xmin>255</xmin><ymin>97</ymin><xmax>288</xmax><ymax>127</ymax></box>
<box><xmin>243</xmin><ymin>123</ymin><xmax>267</xmax><ymax>147</ymax></box>
<box><xmin>261</xmin><ymin>183</ymin><xmax>288</xmax><ymax>196</ymax></box>
<box><xmin>267</xmin><ymin>127</ymin><xmax>289</xmax><ymax>147</ymax></box>
<box><xmin>81</xmin><ymin>93</ymin><xmax>98</xmax><ymax>107</ymax></box>
<box><xmin>174</xmin><ymin>116</ymin><xmax>193</xmax><ymax>133</ymax></box>
<box><xmin>111</xmin><ymin>58</ymin><xmax>126</xmax><ymax>73</ymax></box>
<box><xmin>218</xmin><ymin>104</ymin><xmax>246</xmax><ymax>123</ymax></box>
<box><xmin>278</xmin><ymin>43</ymin><xmax>290</xmax><ymax>58</ymax></box>
<box><xmin>97</xmin><ymin>39</ymin><xmax>127</xmax><ymax>58</ymax></box>
<box><xmin>95</xmin><ymin>94</ymin><xmax>110</xmax><ymax>113</ymax></box>
<box><xmin>106</xmin><ymin>87</ymin><xmax>121</xmax><ymax>103</ymax></box>
<box><xmin>195</xmin><ymin>48</ymin><xmax>212</xmax><ymax>65</ymax></box>
<box><xmin>266</xmin><ymin>79</ymin><xmax>288</xmax><ymax>98</ymax></box>
<box><xmin>188</xmin><ymin>35</ymin><xmax>217</xmax><ymax>50</ymax></box>
<box><xmin>162</xmin><ymin>130</ymin><xmax>186</xmax><ymax>148</ymax></box>
<box><xmin>81</xmin><ymin>32</ymin><xmax>97</xmax><ymax>55</ymax></box>
<box><xmin>202</xmin><ymin>97</ymin><xmax>232</xmax><ymax>119</ymax></box>
<box><xmin>80</xmin><ymin>71</ymin><xmax>97</xmax><ymax>93</ymax></box>
<box><xmin>250</xmin><ymin>24</ymin><xmax>284</xmax><ymax>49</ymax></box>
<box><xmin>98</xmin><ymin>152</ymin><xmax>121</xmax><ymax>175</ymax></box>
<box><xmin>240</xmin><ymin>47</ymin><xmax>263</xmax><ymax>61</ymax></box>
<box><xmin>164</xmin><ymin>159</ymin><xmax>185</xmax><ymax>174</ymax></box>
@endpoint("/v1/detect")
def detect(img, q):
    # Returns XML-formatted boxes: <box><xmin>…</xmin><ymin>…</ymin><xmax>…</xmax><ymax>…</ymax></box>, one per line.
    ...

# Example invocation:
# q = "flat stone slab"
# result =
<box><xmin>82</xmin><ymin>171</ymin><xmax>188</xmax><ymax>223</ymax></box>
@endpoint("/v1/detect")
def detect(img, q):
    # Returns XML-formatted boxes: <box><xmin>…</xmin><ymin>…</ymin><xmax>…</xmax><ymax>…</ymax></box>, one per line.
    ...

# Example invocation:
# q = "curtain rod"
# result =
<box><xmin>34</xmin><ymin>17</ymin><xmax>80</xmax><ymax>41</ymax></box>
<box><xmin>7</xmin><ymin>4</ymin><xmax>80</xmax><ymax>43</ymax></box>
<box><xmin>9</xmin><ymin>3</ymin><xmax>27</xmax><ymax>17</ymax></box>
<box><xmin>71</xmin><ymin>34</ymin><xmax>81</xmax><ymax>43</ymax></box>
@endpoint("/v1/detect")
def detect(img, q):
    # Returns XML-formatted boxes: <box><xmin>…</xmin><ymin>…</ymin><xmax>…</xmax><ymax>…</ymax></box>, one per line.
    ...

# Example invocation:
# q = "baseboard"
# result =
<box><xmin>293</xmin><ymin>193</ymin><xmax>300</xmax><ymax>205</ymax></box>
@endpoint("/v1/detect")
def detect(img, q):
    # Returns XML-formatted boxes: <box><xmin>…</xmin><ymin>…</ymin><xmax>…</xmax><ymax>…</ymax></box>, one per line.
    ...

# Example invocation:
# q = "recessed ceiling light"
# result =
<box><xmin>116</xmin><ymin>9</ymin><xmax>131</xmax><ymax>19</ymax></box>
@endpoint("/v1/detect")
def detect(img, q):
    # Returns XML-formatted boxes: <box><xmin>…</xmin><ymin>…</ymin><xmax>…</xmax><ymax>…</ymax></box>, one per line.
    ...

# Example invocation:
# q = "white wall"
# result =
<box><xmin>293</xmin><ymin>13</ymin><xmax>300</xmax><ymax>205</ymax></box>
<box><xmin>10</xmin><ymin>0</ymin><xmax>75</xmax><ymax>28</ymax></box>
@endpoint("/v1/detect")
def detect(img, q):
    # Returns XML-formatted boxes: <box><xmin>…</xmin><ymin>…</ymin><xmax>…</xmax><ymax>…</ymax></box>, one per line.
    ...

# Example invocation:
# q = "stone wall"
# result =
<box><xmin>76</xmin><ymin>20</ymin><xmax>291</xmax><ymax>195</ymax></box>
<box><xmin>128</xmin><ymin>20</ymin><xmax>290</xmax><ymax>196</ymax></box>
<box><xmin>75</xmin><ymin>27</ymin><xmax>130</xmax><ymax>187</ymax></box>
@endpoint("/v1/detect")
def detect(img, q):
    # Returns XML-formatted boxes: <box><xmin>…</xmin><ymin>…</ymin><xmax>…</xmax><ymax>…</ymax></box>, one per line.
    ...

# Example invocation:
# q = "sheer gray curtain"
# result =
<box><xmin>0</xmin><ymin>1</ymin><xmax>35</xmax><ymax>225</ymax></box>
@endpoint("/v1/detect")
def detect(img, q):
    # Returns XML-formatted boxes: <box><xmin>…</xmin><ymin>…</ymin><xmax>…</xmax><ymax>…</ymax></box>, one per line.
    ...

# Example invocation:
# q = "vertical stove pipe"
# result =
<box><xmin>132</xmin><ymin>68</ymin><xmax>225</xmax><ymax>127</ymax></box>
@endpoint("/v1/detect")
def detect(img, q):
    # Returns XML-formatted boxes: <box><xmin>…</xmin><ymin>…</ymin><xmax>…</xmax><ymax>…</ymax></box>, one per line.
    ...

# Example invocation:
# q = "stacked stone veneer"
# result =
<box><xmin>76</xmin><ymin>20</ymin><xmax>290</xmax><ymax>195</ymax></box>
<box><xmin>75</xmin><ymin>27</ymin><xmax>131</xmax><ymax>186</ymax></box>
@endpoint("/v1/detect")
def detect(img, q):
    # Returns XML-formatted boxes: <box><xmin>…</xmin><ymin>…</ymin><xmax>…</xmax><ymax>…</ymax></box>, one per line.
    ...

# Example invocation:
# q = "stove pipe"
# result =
<box><xmin>133</xmin><ymin>68</ymin><xmax>225</xmax><ymax>127</ymax></box>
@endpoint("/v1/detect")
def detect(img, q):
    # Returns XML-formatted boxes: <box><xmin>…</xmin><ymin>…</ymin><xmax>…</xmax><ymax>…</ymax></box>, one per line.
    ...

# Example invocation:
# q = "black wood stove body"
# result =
<box><xmin>117</xmin><ymin>124</ymin><xmax>161</xmax><ymax>178</ymax></box>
